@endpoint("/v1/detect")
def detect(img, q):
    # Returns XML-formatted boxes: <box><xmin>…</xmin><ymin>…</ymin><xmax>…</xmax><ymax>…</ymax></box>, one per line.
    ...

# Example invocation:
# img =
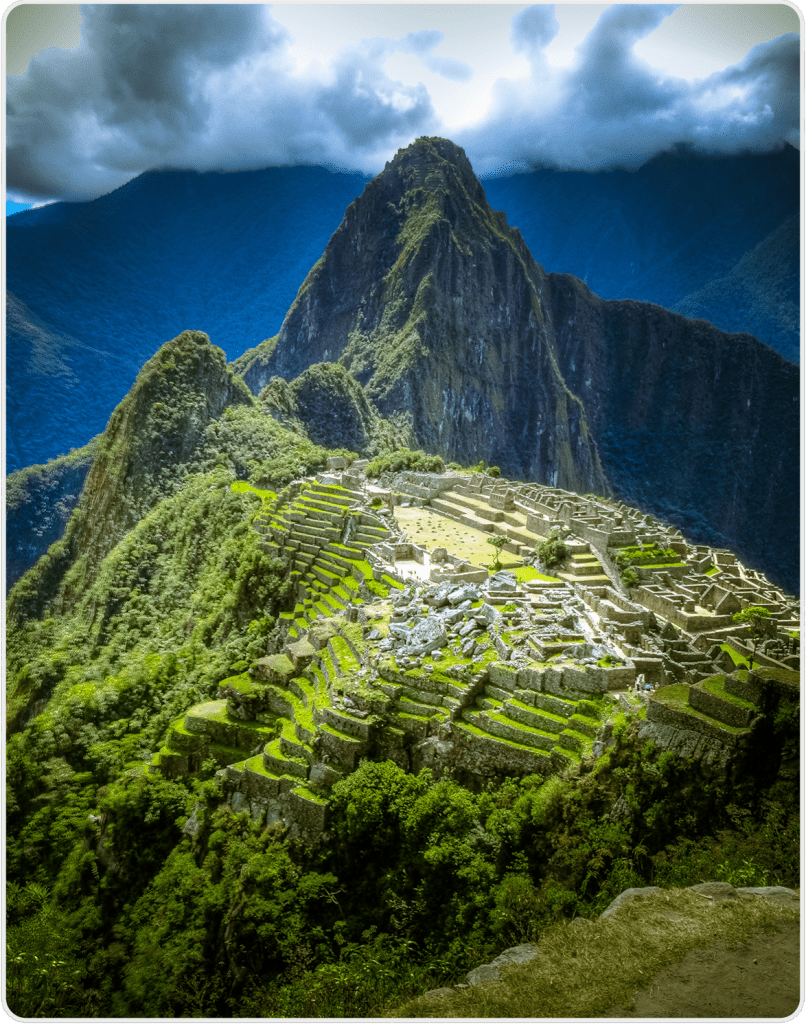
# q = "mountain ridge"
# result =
<box><xmin>6</xmin><ymin>144</ymin><xmax>798</xmax><ymax>473</ymax></box>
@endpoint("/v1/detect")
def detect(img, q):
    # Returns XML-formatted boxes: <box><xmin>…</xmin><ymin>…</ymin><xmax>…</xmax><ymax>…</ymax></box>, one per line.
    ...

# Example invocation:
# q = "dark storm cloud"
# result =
<box><xmin>5</xmin><ymin>3</ymin><xmax>799</xmax><ymax>202</ymax></box>
<box><xmin>461</xmin><ymin>4</ymin><xmax>799</xmax><ymax>175</ymax></box>
<box><xmin>316</xmin><ymin>37</ymin><xmax>435</xmax><ymax>147</ymax></box>
<box><xmin>6</xmin><ymin>4</ymin><xmax>438</xmax><ymax>201</ymax></box>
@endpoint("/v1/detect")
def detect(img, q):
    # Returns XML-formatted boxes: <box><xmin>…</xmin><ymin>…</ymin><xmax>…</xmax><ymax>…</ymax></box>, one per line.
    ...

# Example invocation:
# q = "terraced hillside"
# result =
<box><xmin>151</xmin><ymin>464</ymin><xmax>799</xmax><ymax>841</ymax></box>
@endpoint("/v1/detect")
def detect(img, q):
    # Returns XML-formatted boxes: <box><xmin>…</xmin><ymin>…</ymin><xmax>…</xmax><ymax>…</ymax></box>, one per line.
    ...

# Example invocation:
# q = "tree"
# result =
<box><xmin>536</xmin><ymin>529</ymin><xmax>567</xmax><ymax>570</ymax></box>
<box><xmin>732</xmin><ymin>606</ymin><xmax>771</xmax><ymax>670</ymax></box>
<box><xmin>487</xmin><ymin>534</ymin><xmax>507</xmax><ymax>571</ymax></box>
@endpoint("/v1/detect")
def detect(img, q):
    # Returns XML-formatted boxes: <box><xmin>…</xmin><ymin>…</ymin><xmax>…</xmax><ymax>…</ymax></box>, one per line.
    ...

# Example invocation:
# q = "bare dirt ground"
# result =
<box><xmin>604</xmin><ymin>921</ymin><xmax>801</xmax><ymax>1018</ymax></box>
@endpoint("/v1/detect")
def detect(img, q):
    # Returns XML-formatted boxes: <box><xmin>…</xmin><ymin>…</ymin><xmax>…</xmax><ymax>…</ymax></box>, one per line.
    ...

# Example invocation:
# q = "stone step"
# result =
<box><xmin>432</xmin><ymin>495</ymin><xmax>504</xmax><ymax>523</ymax></box>
<box><xmin>566</xmin><ymin>559</ymin><xmax>605</xmax><ymax>576</ymax></box>
<box><xmin>464</xmin><ymin>708</ymin><xmax>557</xmax><ymax>751</ymax></box>
<box><xmin>517</xmin><ymin>689</ymin><xmax>579</xmax><ymax>719</ymax></box>
<box><xmin>501</xmin><ymin>698</ymin><xmax>567</xmax><ymax>735</ymax></box>
<box><xmin>557</xmin><ymin>728</ymin><xmax>591</xmax><ymax>753</ymax></box>
<box><xmin>428</xmin><ymin>501</ymin><xmax>495</xmax><ymax>534</ymax></box>
<box><xmin>263</xmin><ymin>738</ymin><xmax>309</xmax><ymax>779</ymax></box>
<box><xmin>316</xmin><ymin>553</ymin><xmax>350</xmax><ymax>578</ymax></box>
<box><xmin>307</xmin><ymin>487</ymin><xmax>356</xmax><ymax>507</ymax></box>
<box><xmin>452</xmin><ymin>720</ymin><xmax>553</xmax><ymax>774</ymax></box>
<box><xmin>317</xmin><ymin>722</ymin><xmax>367</xmax><ymax>771</ymax></box>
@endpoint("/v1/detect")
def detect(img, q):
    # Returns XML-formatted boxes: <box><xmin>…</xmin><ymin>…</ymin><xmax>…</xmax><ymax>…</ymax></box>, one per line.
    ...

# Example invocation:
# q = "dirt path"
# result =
<box><xmin>605</xmin><ymin>921</ymin><xmax>801</xmax><ymax>1018</ymax></box>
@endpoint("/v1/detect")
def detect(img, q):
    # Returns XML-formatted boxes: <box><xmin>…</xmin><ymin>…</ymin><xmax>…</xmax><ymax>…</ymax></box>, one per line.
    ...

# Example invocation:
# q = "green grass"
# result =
<box><xmin>230</xmin><ymin>481</ymin><xmax>276</xmax><ymax>501</ymax></box>
<box><xmin>390</xmin><ymin>889</ymin><xmax>799</xmax><ymax>1019</ymax></box>
<box><xmin>651</xmin><ymin>685</ymin><xmax>747</xmax><ymax>733</ymax></box>
<box><xmin>699</xmin><ymin>675</ymin><xmax>757</xmax><ymax>709</ymax></box>
<box><xmin>514</xmin><ymin>564</ymin><xmax>560</xmax><ymax>583</ymax></box>
<box><xmin>720</xmin><ymin>643</ymin><xmax>750</xmax><ymax>667</ymax></box>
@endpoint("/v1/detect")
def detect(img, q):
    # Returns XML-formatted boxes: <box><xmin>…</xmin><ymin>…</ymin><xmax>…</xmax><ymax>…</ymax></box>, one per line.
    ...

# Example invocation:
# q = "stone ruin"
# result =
<box><xmin>155</xmin><ymin>464</ymin><xmax>800</xmax><ymax>843</ymax></box>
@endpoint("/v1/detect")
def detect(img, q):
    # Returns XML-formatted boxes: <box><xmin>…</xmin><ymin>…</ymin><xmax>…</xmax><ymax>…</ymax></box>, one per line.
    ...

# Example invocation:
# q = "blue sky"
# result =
<box><xmin>5</xmin><ymin>4</ymin><xmax>800</xmax><ymax>213</ymax></box>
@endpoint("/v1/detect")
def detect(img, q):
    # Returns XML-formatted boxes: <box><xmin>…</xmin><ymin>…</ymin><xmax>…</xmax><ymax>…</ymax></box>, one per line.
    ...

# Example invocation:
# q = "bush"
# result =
<box><xmin>537</xmin><ymin>530</ymin><xmax>567</xmax><ymax>570</ymax></box>
<box><xmin>365</xmin><ymin>449</ymin><xmax>445</xmax><ymax>479</ymax></box>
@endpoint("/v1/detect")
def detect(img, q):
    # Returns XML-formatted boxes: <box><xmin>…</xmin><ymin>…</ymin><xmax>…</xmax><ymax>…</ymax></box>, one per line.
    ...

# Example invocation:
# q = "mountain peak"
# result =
<box><xmin>236</xmin><ymin>139</ymin><xmax>606</xmax><ymax>494</ymax></box>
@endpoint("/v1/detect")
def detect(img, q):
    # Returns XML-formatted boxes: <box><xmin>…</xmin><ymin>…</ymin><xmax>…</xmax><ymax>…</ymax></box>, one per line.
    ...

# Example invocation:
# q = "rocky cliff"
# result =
<box><xmin>235</xmin><ymin>137</ymin><xmax>607</xmax><ymax>496</ymax></box>
<box><xmin>546</xmin><ymin>275</ymin><xmax>799</xmax><ymax>591</ymax></box>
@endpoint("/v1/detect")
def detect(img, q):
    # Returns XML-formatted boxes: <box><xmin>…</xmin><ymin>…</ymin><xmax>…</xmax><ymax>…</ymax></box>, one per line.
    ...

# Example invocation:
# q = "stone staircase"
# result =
<box><xmin>428</xmin><ymin>487</ymin><xmax>544</xmax><ymax>557</ymax></box>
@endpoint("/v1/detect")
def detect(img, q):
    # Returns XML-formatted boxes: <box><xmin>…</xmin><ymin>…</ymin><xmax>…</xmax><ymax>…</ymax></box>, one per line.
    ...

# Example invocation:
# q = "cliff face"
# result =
<box><xmin>546</xmin><ymin>274</ymin><xmax>799</xmax><ymax>591</ymax></box>
<box><xmin>236</xmin><ymin>137</ymin><xmax>607</xmax><ymax>495</ymax></box>
<box><xmin>5</xmin><ymin>439</ymin><xmax>98</xmax><ymax>589</ymax></box>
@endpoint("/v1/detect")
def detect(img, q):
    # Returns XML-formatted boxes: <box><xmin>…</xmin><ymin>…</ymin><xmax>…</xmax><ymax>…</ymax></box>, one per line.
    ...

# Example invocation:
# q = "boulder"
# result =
<box><xmin>466</xmin><ymin>943</ymin><xmax>543</xmax><ymax>986</ymax></box>
<box><xmin>487</xmin><ymin>570</ymin><xmax>517</xmax><ymax>592</ymax></box>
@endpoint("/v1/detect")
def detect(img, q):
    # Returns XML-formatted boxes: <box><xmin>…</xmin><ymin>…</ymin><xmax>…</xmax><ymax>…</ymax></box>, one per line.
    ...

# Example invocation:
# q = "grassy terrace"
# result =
<box><xmin>699</xmin><ymin>674</ymin><xmax>757</xmax><ymax>710</ymax></box>
<box><xmin>650</xmin><ymin>684</ymin><xmax>747</xmax><ymax>733</ymax></box>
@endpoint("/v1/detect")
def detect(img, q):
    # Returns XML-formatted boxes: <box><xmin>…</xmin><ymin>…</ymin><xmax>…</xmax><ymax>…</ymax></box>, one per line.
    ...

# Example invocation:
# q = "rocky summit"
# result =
<box><xmin>235</xmin><ymin>137</ymin><xmax>799</xmax><ymax>593</ymax></box>
<box><xmin>235</xmin><ymin>137</ymin><xmax>607</xmax><ymax>496</ymax></box>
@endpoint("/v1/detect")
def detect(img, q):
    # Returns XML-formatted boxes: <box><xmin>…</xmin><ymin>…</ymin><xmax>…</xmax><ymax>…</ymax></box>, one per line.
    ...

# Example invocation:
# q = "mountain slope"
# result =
<box><xmin>7</xmin><ymin>330</ymin><xmax>253</xmax><ymax>623</ymax></box>
<box><xmin>482</xmin><ymin>145</ymin><xmax>799</xmax><ymax>345</ymax></box>
<box><xmin>5</xmin><ymin>439</ymin><xmax>98</xmax><ymax>590</ymax></box>
<box><xmin>237</xmin><ymin>138</ymin><xmax>799</xmax><ymax>592</ymax></box>
<box><xmin>546</xmin><ymin>275</ymin><xmax>799</xmax><ymax>590</ymax></box>
<box><xmin>671</xmin><ymin>215</ymin><xmax>800</xmax><ymax>363</ymax></box>
<box><xmin>236</xmin><ymin>137</ymin><xmax>607</xmax><ymax>495</ymax></box>
<box><xmin>6</xmin><ymin>165</ymin><xmax>369</xmax><ymax>472</ymax></box>
<box><xmin>6</xmin><ymin>146</ymin><xmax>798</xmax><ymax>472</ymax></box>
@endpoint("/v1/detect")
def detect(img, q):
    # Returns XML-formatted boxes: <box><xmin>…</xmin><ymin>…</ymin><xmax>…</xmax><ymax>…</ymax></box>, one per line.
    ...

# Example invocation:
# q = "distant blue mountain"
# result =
<box><xmin>6</xmin><ymin>146</ymin><xmax>798</xmax><ymax>472</ymax></box>
<box><xmin>483</xmin><ymin>145</ymin><xmax>799</xmax><ymax>361</ymax></box>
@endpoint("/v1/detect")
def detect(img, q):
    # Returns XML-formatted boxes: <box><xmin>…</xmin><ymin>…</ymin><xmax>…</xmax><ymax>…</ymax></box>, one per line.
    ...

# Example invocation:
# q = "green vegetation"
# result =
<box><xmin>487</xmin><ymin>533</ymin><xmax>507</xmax><ymax>570</ymax></box>
<box><xmin>395</xmin><ymin>888</ymin><xmax>798</xmax><ymax>1018</ymax></box>
<box><xmin>536</xmin><ymin>528</ymin><xmax>568</xmax><ymax>570</ymax></box>
<box><xmin>615</xmin><ymin>544</ymin><xmax>682</xmax><ymax>569</ymax></box>
<box><xmin>733</xmin><ymin>606</ymin><xmax>772</xmax><ymax>670</ymax></box>
<box><xmin>4</xmin><ymin>324</ymin><xmax>800</xmax><ymax>1017</ymax></box>
<box><xmin>365</xmin><ymin>448</ymin><xmax>445</xmax><ymax>478</ymax></box>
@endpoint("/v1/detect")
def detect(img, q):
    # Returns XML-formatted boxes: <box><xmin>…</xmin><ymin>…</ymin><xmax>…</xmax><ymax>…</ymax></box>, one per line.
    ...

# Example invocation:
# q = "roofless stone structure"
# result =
<box><xmin>152</xmin><ymin>463</ymin><xmax>800</xmax><ymax>842</ymax></box>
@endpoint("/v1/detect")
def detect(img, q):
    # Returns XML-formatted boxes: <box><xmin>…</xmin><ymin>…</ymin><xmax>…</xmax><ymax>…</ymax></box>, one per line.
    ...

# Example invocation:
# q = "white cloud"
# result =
<box><xmin>5</xmin><ymin>4</ymin><xmax>799</xmax><ymax>202</ymax></box>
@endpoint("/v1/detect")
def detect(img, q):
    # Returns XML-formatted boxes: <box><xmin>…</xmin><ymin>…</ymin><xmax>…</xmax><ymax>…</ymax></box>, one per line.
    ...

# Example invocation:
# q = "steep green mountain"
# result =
<box><xmin>6</xmin><ymin>330</ymin><xmax>349</xmax><ymax>629</ymax></box>
<box><xmin>235</xmin><ymin>137</ymin><xmax>607</xmax><ymax>495</ymax></box>
<box><xmin>236</xmin><ymin>138</ymin><xmax>799</xmax><ymax>593</ymax></box>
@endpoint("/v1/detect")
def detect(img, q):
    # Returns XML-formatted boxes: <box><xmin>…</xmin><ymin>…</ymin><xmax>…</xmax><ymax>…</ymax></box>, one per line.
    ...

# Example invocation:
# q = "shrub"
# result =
<box><xmin>537</xmin><ymin>530</ymin><xmax>567</xmax><ymax>570</ymax></box>
<box><xmin>487</xmin><ymin>534</ymin><xmax>507</xmax><ymax>570</ymax></box>
<box><xmin>365</xmin><ymin>449</ymin><xmax>445</xmax><ymax>479</ymax></box>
